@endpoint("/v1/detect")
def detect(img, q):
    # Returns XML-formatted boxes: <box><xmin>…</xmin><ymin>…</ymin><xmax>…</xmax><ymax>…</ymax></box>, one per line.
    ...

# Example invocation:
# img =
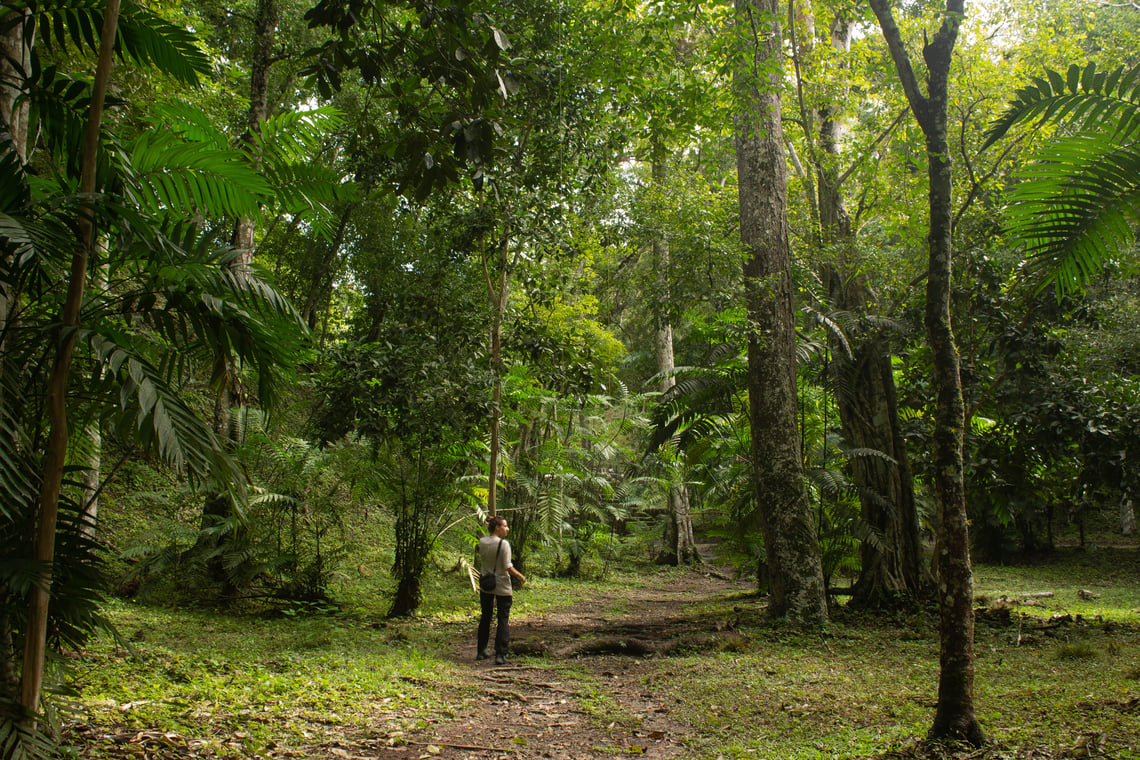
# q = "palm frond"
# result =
<box><xmin>985</xmin><ymin>61</ymin><xmax>1140</xmax><ymax>296</ymax></box>
<box><xmin>983</xmin><ymin>61</ymin><xmax>1140</xmax><ymax>150</ymax></box>
<box><xmin>256</xmin><ymin>107</ymin><xmax>344</xmax><ymax>164</ymax></box>
<box><xmin>116</xmin><ymin>0</ymin><xmax>210</xmax><ymax>85</ymax></box>
<box><xmin>0</xmin><ymin>713</ymin><xmax>58</xmax><ymax>760</ymax></box>
<box><xmin>1005</xmin><ymin>137</ymin><xmax>1140</xmax><ymax>295</ymax></box>
<box><xmin>8</xmin><ymin>0</ymin><xmax>208</xmax><ymax>85</ymax></box>
<box><xmin>147</xmin><ymin>101</ymin><xmax>232</xmax><ymax>149</ymax></box>
<box><xmin>22</xmin><ymin>63</ymin><xmax>91</xmax><ymax>170</ymax></box>
<box><xmin>90</xmin><ymin>333</ymin><xmax>239</xmax><ymax>486</ymax></box>
<box><xmin>93</xmin><ymin>217</ymin><xmax>307</xmax><ymax>405</ymax></box>
<box><xmin>121</xmin><ymin>131</ymin><xmax>269</xmax><ymax>220</ymax></box>
<box><xmin>251</xmin><ymin>107</ymin><xmax>357</xmax><ymax>240</ymax></box>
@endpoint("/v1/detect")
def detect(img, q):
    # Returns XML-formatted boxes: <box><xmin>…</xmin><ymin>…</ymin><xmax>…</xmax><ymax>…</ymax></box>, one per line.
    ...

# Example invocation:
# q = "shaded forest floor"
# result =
<box><xmin>66</xmin><ymin>548</ymin><xmax>1140</xmax><ymax>760</ymax></box>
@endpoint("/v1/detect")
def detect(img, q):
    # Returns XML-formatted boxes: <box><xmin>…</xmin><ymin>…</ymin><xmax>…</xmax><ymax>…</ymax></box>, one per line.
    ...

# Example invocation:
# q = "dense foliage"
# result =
<box><xmin>2</xmin><ymin>0</ymin><xmax>1140</xmax><ymax>755</ymax></box>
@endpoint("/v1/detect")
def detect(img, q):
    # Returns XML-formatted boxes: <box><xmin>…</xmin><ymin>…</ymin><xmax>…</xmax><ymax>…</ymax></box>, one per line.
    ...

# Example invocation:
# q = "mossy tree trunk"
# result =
<box><xmin>733</xmin><ymin>0</ymin><xmax>827</xmax><ymax>625</ymax></box>
<box><xmin>867</xmin><ymin>0</ymin><xmax>984</xmax><ymax>744</ymax></box>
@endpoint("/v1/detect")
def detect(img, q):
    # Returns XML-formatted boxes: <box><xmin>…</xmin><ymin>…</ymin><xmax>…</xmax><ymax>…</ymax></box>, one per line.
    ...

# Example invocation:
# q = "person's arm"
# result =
<box><xmin>503</xmin><ymin>541</ymin><xmax>526</xmax><ymax>586</ymax></box>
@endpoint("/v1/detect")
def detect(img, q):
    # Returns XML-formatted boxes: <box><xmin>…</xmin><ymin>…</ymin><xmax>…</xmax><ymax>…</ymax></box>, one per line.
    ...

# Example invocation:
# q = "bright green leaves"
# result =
<box><xmin>985</xmin><ymin>61</ymin><xmax>1140</xmax><ymax>296</ymax></box>
<box><xmin>984</xmin><ymin>62</ymin><xmax>1140</xmax><ymax>150</ymax></box>
<box><xmin>117</xmin><ymin>102</ymin><xmax>353</xmax><ymax>240</ymax></box>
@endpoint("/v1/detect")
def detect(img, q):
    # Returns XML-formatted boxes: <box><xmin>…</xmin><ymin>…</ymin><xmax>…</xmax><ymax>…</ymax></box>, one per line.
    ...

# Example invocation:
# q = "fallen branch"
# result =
<box><xmin>402</xmin><ymin>739</ymin><xmax>512</xmax><ymax>752</ymax></box>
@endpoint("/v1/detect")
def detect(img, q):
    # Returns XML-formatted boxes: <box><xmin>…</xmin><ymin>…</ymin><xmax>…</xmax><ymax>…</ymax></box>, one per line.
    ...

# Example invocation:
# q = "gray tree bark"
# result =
<box><xmin>733</xmin><ymin>0</ymin><xmax>827</xmax><ymax>624</ymax></box>
<box><xmin>650</xmin><ymin>146</ymin><xmax>699</xmax><ymax>567</ymax></box>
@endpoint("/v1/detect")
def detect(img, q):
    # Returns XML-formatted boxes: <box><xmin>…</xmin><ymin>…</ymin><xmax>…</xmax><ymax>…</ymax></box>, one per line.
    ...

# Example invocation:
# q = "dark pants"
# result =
<box><xmin>477</xmin><ymin>592</ymin><xmax>512</xmax><ymax>657</ymax></box>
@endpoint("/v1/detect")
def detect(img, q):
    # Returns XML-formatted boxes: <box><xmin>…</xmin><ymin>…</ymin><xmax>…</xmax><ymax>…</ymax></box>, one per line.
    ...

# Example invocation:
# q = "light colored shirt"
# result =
<box><xmin>478</xmin><ymin>535</ymin><xmax>513</xmax><ymax>596</ymax></box>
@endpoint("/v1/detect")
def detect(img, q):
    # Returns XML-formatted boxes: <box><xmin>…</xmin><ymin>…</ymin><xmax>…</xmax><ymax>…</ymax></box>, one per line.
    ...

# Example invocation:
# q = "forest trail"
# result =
<box><xmin>397</xmin><ymin>568</ymin><xmax>758</xmax><ymax>760</ymax></box>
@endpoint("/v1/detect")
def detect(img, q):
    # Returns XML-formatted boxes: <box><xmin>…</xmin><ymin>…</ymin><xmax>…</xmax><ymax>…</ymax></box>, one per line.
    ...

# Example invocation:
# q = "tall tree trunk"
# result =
<box><xmin>484</xmin><ymin>233</ymin><xmax>510</xmax><ymax>517</ymax></box>
<box><xmin>231</xmin><ymin>0</ymin><xmax>278</xmax><ymax>264</ymax></box>
<box><xmin>0</xmin><ymin>8</ymin><xmax>31</xmax><ymax>163</ymax></box>
<box><xmin>80</xmin><ymin>257</ymin><xmax>109</xmax><ymax>540</ymax></box>
<box><xmin>194</xmin><ymin>0</ymin><xmax>279</xmax><ymax>594</ymax></box>
<box><xmin>789</xmin><ymin>3</ymin><xmax>926</xmax><ymax>607</ymax></box>
<box><xmin>21</xmin><ymin>0</ymin><xmax>121</xmax><ymax>719</ymax></box>
<box><xmin>733</xmin><ymin>0</ymin><xmax>827</xmax><ymax>625</ymax></box>
<box><xmin>650</xmin><ymin>144</ymin><xmax>699</xmax><ymax>567</ymax></box>
<box><xmin>300</xmin><ymin>204</ymin><xmax>355</xmax><ymax>334</ymax></box>
<box><xmin>0</xmin><ymin>16</ymin><xmax>30</xmax><ymax>706</ymax></box>
<box><xmin>867</xmin><ymin>0</ymin><xmax>983</xmax><ymax>744</ymax></box>
<box><xmin>835</xmin><ymin>327</ymin><xmax>924</xmax><ymax>605</ymax></box>
<box><xmin>0</xmin><ymin>8</ymin><xmax>32</xmax><ymax>410</ymax></box>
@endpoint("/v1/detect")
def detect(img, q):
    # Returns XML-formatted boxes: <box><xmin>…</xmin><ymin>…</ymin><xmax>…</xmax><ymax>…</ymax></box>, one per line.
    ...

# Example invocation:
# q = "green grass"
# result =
<box><xmin>973</xmin><ymin>546</ymin><xmax>1140</xmax><ymax>622</ymax></box>
<box><xmin>69</xmin><ymin>605</ymin><xmax>463</xmax><ymax>756</ymax></box>
<box><xmin>61</xmin><ymin>545</ymin><xmax>1140</xmax><ymax>759</ymax></box>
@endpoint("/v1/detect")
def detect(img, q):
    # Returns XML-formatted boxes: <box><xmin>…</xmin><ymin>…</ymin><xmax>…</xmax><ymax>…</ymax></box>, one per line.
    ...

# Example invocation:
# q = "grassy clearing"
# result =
<box><xmin>62</xmin><ymin>569</ymin><xmax>646</xmax><ymax>757</ymax></box>
<box><xmin>653</xmin><ymin>546</ymin><xmax>1140</xmax><ymax>758</ymax></box>
<box><xmin>62</xmin><ymin>547</ymin><xmax>1140</xmax><ymax>759</ymax></box>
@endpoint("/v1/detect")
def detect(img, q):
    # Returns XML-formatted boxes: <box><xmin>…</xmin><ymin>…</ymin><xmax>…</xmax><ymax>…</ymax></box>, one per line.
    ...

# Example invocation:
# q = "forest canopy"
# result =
<box><xmin>1</xmin><ymin>0</ymin><xmax>1139</xmax><ymax>755</ymax></box>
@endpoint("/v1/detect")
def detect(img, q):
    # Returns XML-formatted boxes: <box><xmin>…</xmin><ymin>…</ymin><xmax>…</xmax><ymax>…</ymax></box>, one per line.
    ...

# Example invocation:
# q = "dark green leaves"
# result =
<box><xmin>302</xmin><ymin>0</ymin><xmax>522</xmax><ymax>199</ymax></box>
<box><xmin>5</xmin><ymin>0</ymin><xmax>210</xmax><ymax>85</ymax></box>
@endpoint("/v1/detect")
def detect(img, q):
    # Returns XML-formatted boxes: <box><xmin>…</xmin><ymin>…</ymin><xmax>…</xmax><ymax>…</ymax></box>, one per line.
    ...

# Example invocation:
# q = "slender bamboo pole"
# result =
<box><xmin>20</xmin><ymin>0</ymin><xmax>121</xmax><ymax>720</ymax></box>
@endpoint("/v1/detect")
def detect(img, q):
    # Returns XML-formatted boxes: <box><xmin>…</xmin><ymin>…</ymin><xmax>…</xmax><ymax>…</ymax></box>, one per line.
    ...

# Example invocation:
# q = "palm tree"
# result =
<box><xmin>0</xmin><ymin>1</ymin><xmax>329</xmax><ymax>751</ymax></box>
<box><xmin>983</xmin><ymin>62</ymin><xmax>1140</xmax><ymax>295</ymax></box>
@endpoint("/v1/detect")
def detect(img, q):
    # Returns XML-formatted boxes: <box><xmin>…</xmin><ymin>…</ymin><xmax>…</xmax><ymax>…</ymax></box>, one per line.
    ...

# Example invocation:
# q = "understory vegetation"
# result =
<box><xmin>61</xmin><ymin>535</ymin><xmax>1140</xmax><ymax>760</ymax></box>
<box><xmin>5</xmin><ymin>0</ymin><xmax>1140</xmax><ymax>755</ymax></box>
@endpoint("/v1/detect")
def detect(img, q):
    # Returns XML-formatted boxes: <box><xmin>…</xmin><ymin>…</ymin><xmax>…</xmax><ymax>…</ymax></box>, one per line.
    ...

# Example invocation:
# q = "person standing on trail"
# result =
<box><xmin>477</xmin><ymin>516</ymin><xmax>526</xmax><ymax>665</ymax></box>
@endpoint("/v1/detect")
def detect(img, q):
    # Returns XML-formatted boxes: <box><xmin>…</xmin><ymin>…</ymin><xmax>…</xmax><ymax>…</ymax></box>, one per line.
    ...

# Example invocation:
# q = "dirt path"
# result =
<box><xmin>397</xmin><ymin>570</ymin><xmax>757</xmax><ymax>760</ymax></box>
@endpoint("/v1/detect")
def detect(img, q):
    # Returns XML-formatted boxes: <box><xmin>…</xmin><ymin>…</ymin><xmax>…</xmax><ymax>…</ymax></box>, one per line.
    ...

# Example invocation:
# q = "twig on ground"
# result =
<box><xmin>485</xmin><ymin>687</ymin><xmax>529</xmax><ymax>702</ymax></box>
<box><xmin>401</xmin><ymin>739</ymin><xmax>511</xmax><ymax>752</ymax></box>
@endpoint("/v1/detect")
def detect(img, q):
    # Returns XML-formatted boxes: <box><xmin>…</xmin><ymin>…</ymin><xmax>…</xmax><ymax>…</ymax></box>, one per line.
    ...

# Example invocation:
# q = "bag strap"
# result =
<box><xmin>493</xmin><ymin>537</ymin><xmax>503</xmax><ymax>569</ymax></box>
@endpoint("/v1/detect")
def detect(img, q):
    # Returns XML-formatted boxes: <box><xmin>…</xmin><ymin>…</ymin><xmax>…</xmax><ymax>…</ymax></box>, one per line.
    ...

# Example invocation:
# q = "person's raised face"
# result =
<box><xmin>495</xmin><ymin>520</ymin><xmax>509</xmax><ymax>537</ymax></box>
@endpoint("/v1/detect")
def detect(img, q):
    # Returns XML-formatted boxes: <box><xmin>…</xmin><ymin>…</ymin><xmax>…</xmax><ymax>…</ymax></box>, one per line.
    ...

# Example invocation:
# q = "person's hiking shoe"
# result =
<box><xmin>495</xmin><ymin>654</ymin><xmax>506</xmax><ymax>665</ymax></box>
<box><xmin>476</xmin><ymin>651</ymin><xmax>489</xmax><ymax>661</ymax></box>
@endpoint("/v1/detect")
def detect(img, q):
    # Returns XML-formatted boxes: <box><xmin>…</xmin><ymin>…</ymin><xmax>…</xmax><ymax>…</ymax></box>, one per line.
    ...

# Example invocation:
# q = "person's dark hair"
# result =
<box><xmin>487</xmin><ymin>515</ymin><xmax>506</xmax><ymax>533</ymax></box>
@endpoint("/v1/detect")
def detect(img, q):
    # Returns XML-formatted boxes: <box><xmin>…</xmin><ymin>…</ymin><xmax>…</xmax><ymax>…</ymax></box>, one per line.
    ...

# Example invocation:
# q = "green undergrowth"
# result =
<box><xmin>63</xmin><ymin>547</ymin><xmax>1140</xmax><ymax>759</ymax></box>
<box><xmin>63</xmin><ymin>569</ymin><xmax>645</xmax><ymax>757</ymax></box>
<box><xmin>653</xmin><ymin>545</ymin><xmax>1140</xmax><ymax>758</ymax></box>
